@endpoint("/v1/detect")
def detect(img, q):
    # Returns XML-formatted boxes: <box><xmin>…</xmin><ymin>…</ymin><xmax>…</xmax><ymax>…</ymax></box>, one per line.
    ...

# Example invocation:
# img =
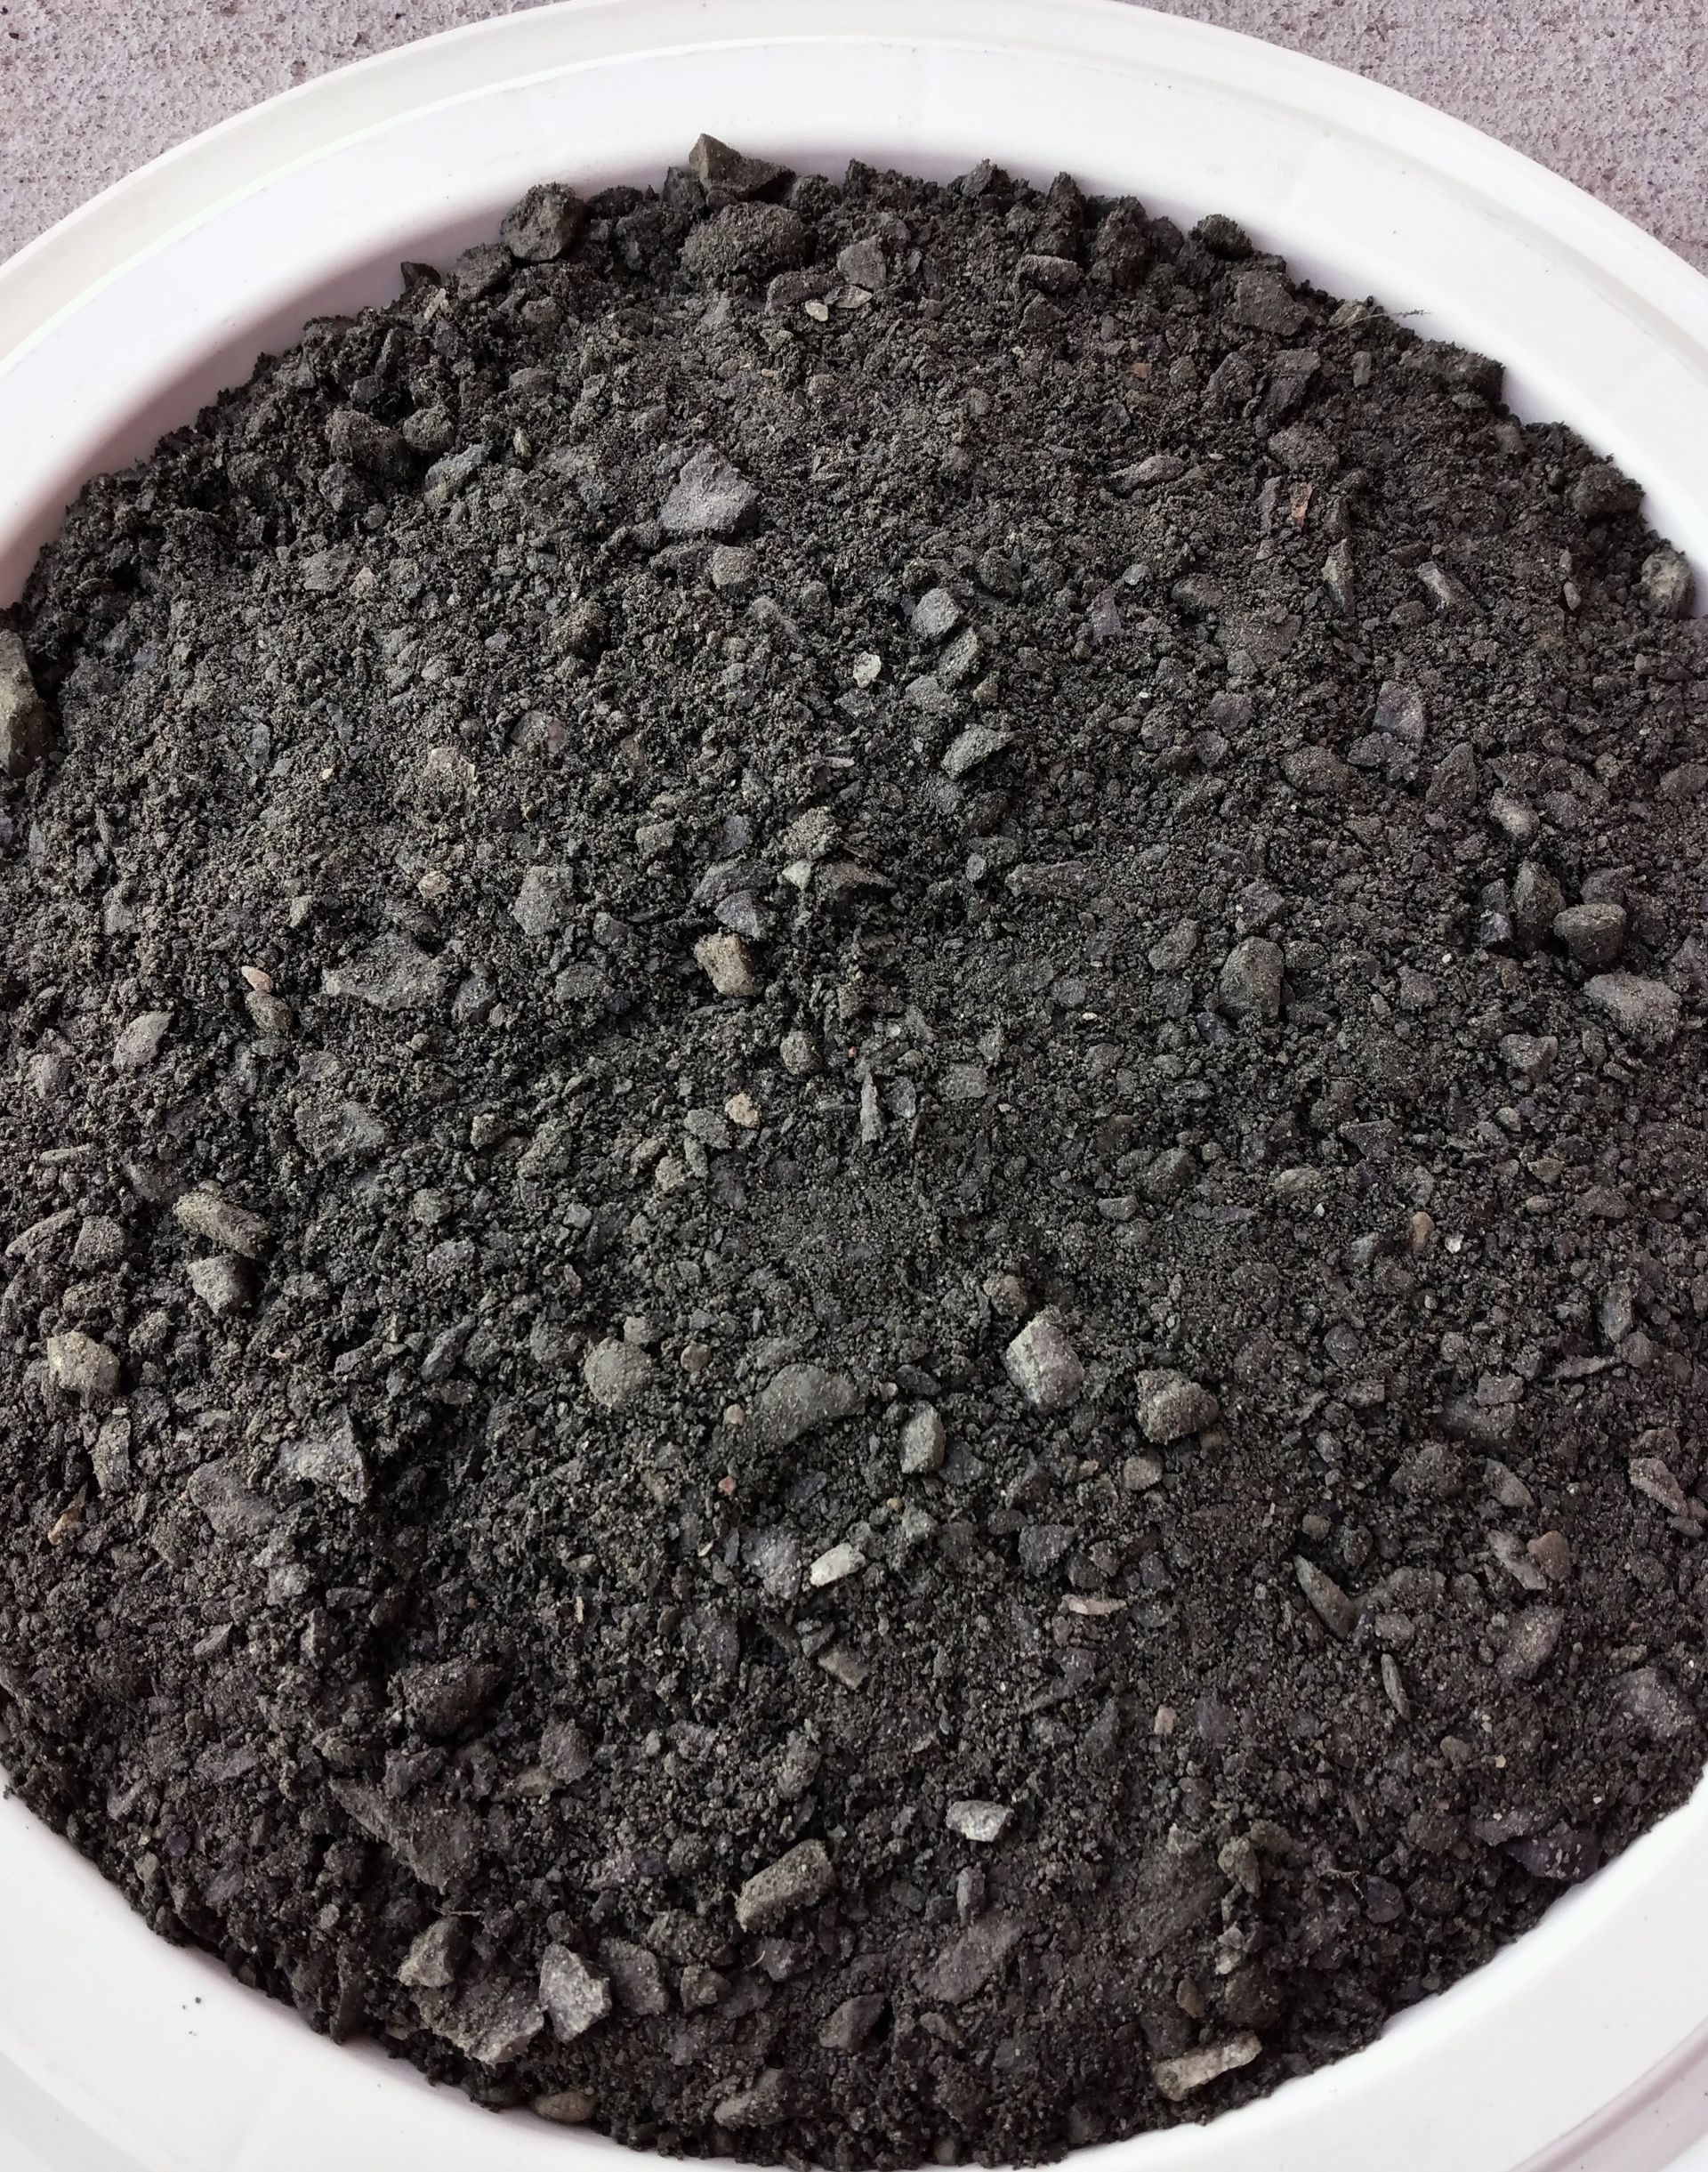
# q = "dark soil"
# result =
<box><xmin>3</xmin><ymin>139</ymin><xmax>1707</xmax><ymax>2168</ymax></box>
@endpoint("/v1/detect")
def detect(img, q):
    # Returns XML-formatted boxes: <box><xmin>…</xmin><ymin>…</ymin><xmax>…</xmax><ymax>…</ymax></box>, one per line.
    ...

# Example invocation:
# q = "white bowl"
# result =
<box><xmin>4</xmin><ymin>5</ymin><xmax>1708</xmax><ymax>2170</ymax></box>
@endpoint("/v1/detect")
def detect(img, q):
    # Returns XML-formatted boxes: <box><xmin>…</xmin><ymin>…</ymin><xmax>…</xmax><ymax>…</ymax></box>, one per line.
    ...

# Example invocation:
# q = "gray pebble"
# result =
<box><xmin>713</xmin><ymin>2070</ymin><xmax>790</xmax><ymax>2129</ymax></box>
<box><xmin>1294</xmin><ymin>1555</ymin><xmax>1356</xmax><ymax>1640</ymax></box>
<box><xmin>1585</xmin><ymin>972</ymin><xmax>1681</xmax><ymax>1048</ymax></box>
<box><xmin>836</xmin><ymin>236</ymin><xmax>888</xmax><ymax>290</ymax></box>
<box><xmin>780</xmin><ymin>1027</ymin><xmax>821</xmax><ymax>1076</ymax></box>
<box><xmin>1568</xmin><ymin>460</ymin><xmax>1641</xmax><ymax>521</ymax></box>
<box><xmin>899</xmin><ymin>1404</ymin><xmax>947</xmax><ymax>1474</ymax></box>
<box><xmin>583</xmin><ymin>1339</ymin><xmax>655</xmax><ymax>1410</ymax></box>
<box><xmin>911</xmin><ymin>587</ymin><xmax>963</xmax><ymax>642</ymax></box>
<box><xmin>501</xmin><ymin>182</ymin><xmax>587</xmax><ymax>263</ymax></box>
<box><xmin>1553</xmin><ymin>901</ymin><xmax>1627</xmax><ymax>968</ymax></box>
<box><xmin>1132</xmin><ymin>1369</ymin><xmax>1220</xmax><ymax>1443</ymax></box>
<box><xmin>396</xmin><ymin>1657</ymin><xmax>504</xmax><ymax>1738</ymax></box>
<box><xmin>600</xmin><ymin>1937</ymin><xmax>671</xmax><ymax>2017</ymax></box>
<box><xmin>173</xmin><ymin>1189</ymin><xmax>271</xmax><ymax>1259</ymax></box>
<box><xmin>808</xmin><ymin>1541</ymin><xmax>866</xmax><ymax>1587</ymax></box>
<box><xmin>45</xmin><ymin>1330</ymin><xmax>121</xmax><ymax>1403</ymax></box>
<box><xmin>1229</xmin><ymin>266</ymin><xmax>1307</xmax><ymax>336</ymax></box>
<box><xmin>660</xmin><ymin>447</ymin><xmax>760</xmax><ymax>538</ymax></box>
<box><xmin>188</xmin><ymin>1256</ymin><xmax>254</xmax><ymax>1317</ymax></box>
<box><xmin>0</xmin><ymin>628</ymin><xmax>51</xmax><ymax>779</ymax></box>
<box><xmin>694</xmin><ymin>931</ymin><xmax>759</xmax><ymax>997</ymax></box>
<box><xmin>539</xmin><ymin>1718</ymin><xmax>594</xmax><ymax>1783</ymax></box>
<box><xmin>533</xmin><ymin>2088</ymin><xmax>598</xmax><ymax>2126</ymax></box>
<box><xmin>113</xmin><ymin>1009</ymin><xmax>172</xmax><ymax>1071</ymax></box>
<box><xmin>915</xmin><ymin>1911</ymin><xmax>1021</xmax><ymax>2004</ymax></box>
<box><xmin>1153</xmin><ymin>2034</ymin><xmax>1262</xmax><ymax>2103</ymax></box>
<box><xmin>946</xmin><ymin>1799</ymin><xmax>1012</xmax><ymax>1843</ymax></box>
<box><xmin>819</xmin><ymin>1993</ymin><xmax>887</xmax><ymax>2052</ymax></box>
<box><xmin>1498</xmin><ymin>1605</ymin><xmax>1564</xmax><ymax>1682</ymax></box>
<box><xmin>451</xmin><ymin>242</ymin><xmax>512</xmax><ymax>301</ymax></box>
<box><xmin>752</xmin><ymin>1362</ymin><xmax>859</xmax><ymax>1447</ymax></box>
<box><xmin>1218</xmin><ymin>936</ymin><xmax>1284</xmax><ymax>1022</ymax></box>
<box><xmin>399</xmin><ymin>1918</ymin><xmax>469</xmax><ymax>1990</ymax></box>
<box><xmin>1640</xmin><ymin>545</ymin><xmax>1694</xmax><ymax>618</ymax></box>
<box><xmin>1003</xmin><ymin>1314</ymin><xmax>1084</xmax><ymax>1412</ymax></box>
<box><xmin>940</xmin><ymin>720</ymin><xmax>1013</xmax><ymax>779</ymax></box>
<box><xmin>736</xmin><ymin>1837</ymin><xmax>835</xmax><ymax>1932</ymax></box>
<box><xmin>539</xmin><ymin>1944</ymin><xmax>612</xmax><ymax>2040</ymax></box>
<box><xmin>688</xmin><ymin>133</ymin><xmax>788</xmax><ymax>201</ymax></box>
<box><xmin>1615</xmin><ymin>1666</ymin><xmax>1696</xmax><ymax>1740</ymax></box>
<box><xmin>681</xmin><ymin>204</ymin><xmax>809</xmax><ymax>286</ymax></box>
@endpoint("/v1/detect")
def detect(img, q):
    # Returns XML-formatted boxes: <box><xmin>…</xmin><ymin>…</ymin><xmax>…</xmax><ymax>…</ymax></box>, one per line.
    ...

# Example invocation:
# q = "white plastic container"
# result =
<box><xmin>3</xmin><ymin>5</ymin><xmax>1707</xmax><ymax>2168</ymax></box>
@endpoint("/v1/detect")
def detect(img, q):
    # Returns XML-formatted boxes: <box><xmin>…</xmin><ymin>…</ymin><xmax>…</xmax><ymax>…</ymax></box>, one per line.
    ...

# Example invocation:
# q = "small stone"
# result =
<box><xmin>1218</xmin><ymin>937</ymin><xmax>1284</xmax><ymax>1023</ymax></box>
<box><xmin>1640</xmin><ymin>545</ymin><xmax>1694</xmax><ymax>618</ymax></box>
<box><xmin>1122</xmin><ymin>1451</ymin><xmax>1164</xmax><ymax>1491</ymax></box>
<box><xmin>915</xmin><ymin>1912</ymin><xmax>1022</xmax><ymax>2005</ymax></box>
<box><xmin>1132</xmin><ymin>1369</ymin><xmax>1220</xmax><ymax>1443</ymax></box>
<box><xmin>1615</xmin><ymin>1665</ymin><xmax>1696</xmax><ymax>1740</ymax></box>
<box><xmin>188</xmin><ymin>1255</ymin><xmax>254</xmax><ymax>1317</ymax></box>
<box><xmin>752</xmin><ymin>1362</ymin><xmax>859</xmax><ymax>1446</ymax></box>
<box><xmin>418</xmin><ymin>1974</ymin><xmax>542</xmax><ymax>2065</ymax></box>
<box><xmin>736</xmin><ymin>1838</ymin><xmax>835</xmax><ymax>1932</ymax></box>
<box><xmin>600</xmin><ymin>1938</ymin><xmax>671</xmax><ymax>2017</ymax></box>
<box><xmin>661</xmin><ymin>446</ymin><xmax>760</xmax><ymax>537</ymax></box>
<box><xmin>70</xmin><ymin>1215</ymin><xmax>126</xmax><ymax>1270</ymax></box>
<box><xmin>1321</xmin><ymin>539</ymin><xmax>1357</xmax><ymax>617</ymax></box>
<box><xmin>396</xmin><ymin>1658</ymin><xmax>504</xmax><ymax>1739</ymax></box>
<box><xmin>451</xmin><ymin>242</ymin><xmax>512</xmax><ymax>301</ymax></box>
<box><xmin>688</xmin><ymin>133</ymin><xmax>788</xmax><ymax>200</ymax></box>
<box><xmin>819</xmin><ymin>1993</ymin><xmax>887</xmax><ymax>2052</ymax></box>
<box><xmin>899</xmin><ymin>1404</ymin><xmax>947</xmax><ymax>1474</ymax></box>
<box><xmin>0</xmin><ymin>628</ymin><xmax>51</xmax><ymax>778</ymax></box>
<box><xmin>709</xmin><ymin>543</ymin><xmax>754</xmax><ymax>590</ymax></box>
<box><xmin>539</xmin><ymin>1944</ymin><xmax>612</xmax><ymax>2040</ymax></box>
<box><xmin>1498</xmin><ymin>1605</ymin><xmax>1564</xmax><ymax>1683</ymax></box>
<box><xmin>1294</xmin><ymin>1556</ymin><xmax>1357</xmax><ymax>1640</ymax></box>
<box><xmin>946</xmin><ymin>1800</ymin><xmax>1012</xmax><ymax>1843</ymax></box>
<box><xmin>836</xmin><ymin>235</ymin><xmax>888</xmax><ymax>290</ymax></box>
<box><xmin>173</xmin><ymin>1189</ymin><xmax>272</xmax><ymax>1258</ymax></box>
<box><xmin>695</xmin><ymin>930</ymin><xmax>759</xmax><ymax>997</ymax></box>
<box><xmin>1553</xmin><ymin>901</ymin><xmax>1627</xmax><ymax>969</ymax></box>
<box><xmin>911</xmin><ymin>587</ymin><xmax>963</xmax><ymax>642</ymax></box>
<box><xmin>940</xmin><ymin>720</ymin><xmax>1013</xmax><ymax>779</ymax></box>
<box><xmin>399</xmin><ymin>1918</ymin><xmax>468</xmax><ymax>1990</ymax></box>
<box><xmin>501</xmin><ymin>182</ymin><xmax>587</xmax><ymax>262</ymax></box>
<box><xmin>1018</xmin><ymin>1523</ymin><xmax>1071</xmax><ymax>1576</ymax></box>
<box><xmin>1630</xmin><ymin>1455</ymin><xmax>1694</xmax><ymax>1518</ymax></box>
<box><xmin>1230</xmin><ymin>266</ymin><xmax>1307</xmax><ymax>336</ymax></box>
<box><xmin>1153</xmin><ymin>2034</ymin><xmax>1263</xmax><ymax>2103</ymax></box>
<box><xmin>681</xmin><ymin>1966</ymin><xmax>729</xmax><ymax>2010</ymax></box>
<box><xmin>1389</xmin><ymin>1443</ymin><xmax>1463</xmax><ymax>1499</ymax></box>
<box><xmin>1499</xmin><ymin>1033</ymin><xmax>1558</xmax><ymax>1083</ymax></box>
<box><xmin>326</xmin><ymin>408</ymin><xmax>413</xmax><ymax>483</ymax></box>
<box><xmin>534</xmin><ymin>2089</ymin><xmax>598</xmax><ymax>2127</ymax></box>
<box><xmin>1003</xmin><ymin>1314</ymin><xmax>1084</xmax><ymax>1412</ymax></box>
<box><xmin>780</xmin><ymin>1026</ymin><xmax>821</xmax><ymax>1075</ymax></box>
<box><xmin>1416</xmin><ymin>561</ymin><xmax>1477</xmax><ymax>616</ymax></box>
<box><xmin>113</xmin><ymin>1009</ymin><xmax>172</xmax><ymax>1071</ymax></box>
<box><xmin>713</xmin><ymin>2069</ymin><xmax>790</xmax><ymax>2129</ymax></box>
<box><xmin>1568</xmin><ymin>460</ymin><xmax>1641</xmax><ymax>521</ymax></box>
<box><xmin>1585</xmin><ymin>972</ymin><xmax>1680</xmax><ymax>1048</ymax></box>
<box><xmin>583</xmin><ymin>1338</ymin><xmax>655</xmax><ymax>1410</ymax></box>
<box><xmin>45</xmin><ymin>1330</ymin><xmax>121</xmax><ymax>1403</ymax></box>
<box><xmin>539</xmin><ymin>1718</ymin><xmax>594</xmax><ymax>1784</ymax></box>
<box><xmin>809</xmin><ymin>1541</ymin><xmax>866</xmax><ymax>1588</ymax></box>
<box><xmin>510</xmin><ymin>865</ymin><xmax>574</xmax><ymax>937</ymax></box>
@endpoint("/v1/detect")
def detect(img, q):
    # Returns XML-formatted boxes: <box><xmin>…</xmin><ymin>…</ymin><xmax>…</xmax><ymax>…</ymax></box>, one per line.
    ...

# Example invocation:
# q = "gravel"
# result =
<box><xmin>2</xmin><ymin>141</ymin><xmax>1707</xmax><ymax>2172</ymax></box>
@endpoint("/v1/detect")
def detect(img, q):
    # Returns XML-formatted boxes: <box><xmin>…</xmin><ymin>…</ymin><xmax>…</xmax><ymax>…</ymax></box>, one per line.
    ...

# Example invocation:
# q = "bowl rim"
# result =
<box><xmin>3</xmin><ymin>6</ymin><xmax>1708</xmax><ymax>2172</ymax></box>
